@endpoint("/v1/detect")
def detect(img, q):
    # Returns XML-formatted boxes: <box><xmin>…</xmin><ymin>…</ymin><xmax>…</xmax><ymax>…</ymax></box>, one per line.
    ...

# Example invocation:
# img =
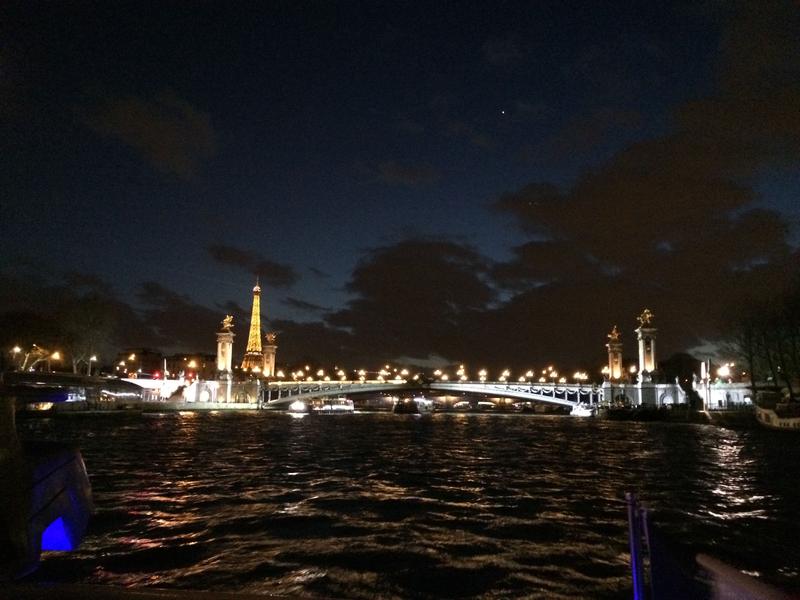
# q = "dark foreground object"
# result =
<box><xmin>1</xmin><ymin>395</ymin><xmax>93</xmax><ymax>580</ymax></box>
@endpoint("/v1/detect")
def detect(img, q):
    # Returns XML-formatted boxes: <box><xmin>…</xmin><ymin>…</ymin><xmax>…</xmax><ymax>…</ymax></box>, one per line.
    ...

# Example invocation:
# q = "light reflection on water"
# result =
<box><xmin>18</xmin><ymin>412</ymin><xmax>800</xmax><ymax>598</ymax></box>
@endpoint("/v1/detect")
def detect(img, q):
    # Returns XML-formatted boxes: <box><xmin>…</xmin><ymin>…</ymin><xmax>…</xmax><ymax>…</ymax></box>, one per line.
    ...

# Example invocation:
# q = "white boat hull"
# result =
<box><xmin>755</xmin><ymin>404</ymin><xmax>800</xmax><ymax>430</ymax></box>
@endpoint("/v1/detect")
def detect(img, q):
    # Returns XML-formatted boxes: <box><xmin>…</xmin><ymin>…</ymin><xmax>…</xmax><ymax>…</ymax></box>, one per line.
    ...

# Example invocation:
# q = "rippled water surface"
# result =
<box><xmin>18</xmin><ymin>412</ymin><xmax>800</xmax><ymax>598</ymax></box>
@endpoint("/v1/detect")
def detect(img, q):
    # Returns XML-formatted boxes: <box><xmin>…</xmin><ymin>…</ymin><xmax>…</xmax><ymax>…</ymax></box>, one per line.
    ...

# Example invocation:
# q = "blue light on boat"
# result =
<box><xmin>41</xmin><ymin>517</ymin><xmax>74</xmax><ymax>551</ymax></box>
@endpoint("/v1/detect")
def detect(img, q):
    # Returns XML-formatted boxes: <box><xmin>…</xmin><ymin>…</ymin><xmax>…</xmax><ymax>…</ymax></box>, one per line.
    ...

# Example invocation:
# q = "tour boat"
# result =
<box><xmin>393</xmin><ymin>396</ymin><xmax>434</xmax><ymax>414</ymax></box>
<box><xmin>570</xmin><ymin>403</ymin><xmax>596</xmax><ymax>417</ymax></box>
<box><xmin>314</xmin><ymin>397</ymin><xmax>355</xmax><ymax>413</ymax></box>
<box><xmin>288</xmin><ymin>400</ymin><xmax>308</xmax><ymax>414</ymax></box>
<box><xmin>755</xmin><ymin>401</ymin><xmax>800</xmax><ymax>430</ymax></box>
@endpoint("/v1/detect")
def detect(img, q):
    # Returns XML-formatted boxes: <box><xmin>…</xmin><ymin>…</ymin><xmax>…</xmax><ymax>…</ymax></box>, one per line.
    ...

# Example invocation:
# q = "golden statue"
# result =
<box><xmin>637</xmin><ymin>308</ymin><xmax>654</xmax><ymax>327</ymax></box>
<box><xmin>265</xmin><ymin>331</ymin><xmax>278</xmax><ymax>345</ymax></box>
<box><xmin>221</xmin><ymin>315</ymin><xmax>234</xmax><ymax>331</ymax></box>
<box><xmin>607</xmin><ymin>325</ymin><xmax>620</xmax><ymax>342</ymax></box>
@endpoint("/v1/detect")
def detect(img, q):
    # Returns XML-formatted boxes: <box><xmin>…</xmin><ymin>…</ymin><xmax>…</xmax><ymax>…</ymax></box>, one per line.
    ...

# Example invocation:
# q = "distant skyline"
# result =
<box><xmin>2</xmin><ymin>1</ymin><xmax>799</xmax><ymax>369</ymax></box>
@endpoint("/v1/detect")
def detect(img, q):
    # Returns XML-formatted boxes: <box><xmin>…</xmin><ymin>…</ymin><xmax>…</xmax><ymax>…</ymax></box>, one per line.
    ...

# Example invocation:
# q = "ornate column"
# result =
<box><xmin>606</xmin><ymin>325</ymin><xmax>623</xmax><ymax>380</ymax></box>
<box><xmin>635</xmin><ymin>308</ymin><xmax>657</xmax><ymax>384</ymax></box>
<box><xmin>263</xmin><ymin>332</ymin><xmax>278</xmax><ymax>377</ymax></box>
<box><xmin>216</xmin><ymin>315</ymin><xmax>235</xmax><ymax>382</ymax></box>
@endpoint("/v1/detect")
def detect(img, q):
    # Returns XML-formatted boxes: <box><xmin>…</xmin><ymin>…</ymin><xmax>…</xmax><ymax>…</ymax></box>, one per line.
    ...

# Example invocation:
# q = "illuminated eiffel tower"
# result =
<box><xmin>241</xmin><ymin>279</ymin><xmax>266</xmax><ymax>372</ymax></box>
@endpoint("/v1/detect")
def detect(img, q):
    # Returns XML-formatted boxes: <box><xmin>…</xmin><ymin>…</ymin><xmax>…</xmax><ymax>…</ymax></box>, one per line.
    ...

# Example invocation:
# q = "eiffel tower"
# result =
<box><xmin>241</xmin><ymin>279</ymin><xmax>267</xmax><ymax>372</ymax></box>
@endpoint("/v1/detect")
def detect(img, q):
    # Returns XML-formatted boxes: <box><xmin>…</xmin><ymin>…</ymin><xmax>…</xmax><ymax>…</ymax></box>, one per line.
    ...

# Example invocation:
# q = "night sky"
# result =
<box><xmin>2</xmin><ymin>1</ymin><xmax>799</xmax><ymax>371</ymax></box>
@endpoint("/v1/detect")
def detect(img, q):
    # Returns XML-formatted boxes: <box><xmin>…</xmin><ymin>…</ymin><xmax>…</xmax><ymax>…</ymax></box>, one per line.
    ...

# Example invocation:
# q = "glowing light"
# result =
<box><xmin>41</xmin><ymin>517</ymin><xmax>74</xmax><ymax>551</ymax></box>
<box><xmin>539</xmin><ymin>377</ymin><xmax>546</xmax><ymax>382</ymax></box>
<box><xmin>629</xmin><ymin>365</ymin><xmax>637</xmax><ymax>374</ymax></box>
<box><xmin>50</xmin><ymin>351</ymin><xmax>61</xmax><ymax>360</ymax></box>
<box><xmin>525</xmin><ymin>370</ymin><xmax>533</xmax><ymax>378</ymax></box>
<box><xmin>478</xmin><ymin>369</ymin><xmax>487</xmax><ymax>377</ymax></box>
<box><xmin>441</xmin><ymin>374</ymin><xmax>449</xmax><ymax>381</ymax></box>
<box><xmin>717</xmin><ymin>365</ymin><xmax>731</xmax><ymax>378</ymax></box>
<box><xmin>188</xmin><ymin>360</ymin><xmax>197</xmax><ymax>369</ymax></box>
<box><xmin>518</xmin><ymin>376</ymin><xmax>525</xmax><ymax>382</ymax></box>
<box><xmin>289</xmin><ymin>400</ymin><xmax>307</xmax><ymax>412</ymax></box>
<box><xmin>434</xmin><ymin>369</ymin><xmax>442</xmax><ymax>376</ymax></box>
<box><xmin>400</xmin><ymin>368</ymin><xmax>408</xmax><ymax>376</ymax></box>
<box><xmin>306</xmin><ymin>376</ymin><xmax>313</xmax><ymax>381</ymax></box>
<box><xmin>558</xmin><ymin>377</ymin><xmax>566</xmax><ymax>383</ymax></box>
<box><xmin>129</xmin><ymin>353</ymin><xmax>136</xmax><ymax>361</ymax></box>
<box><xmin>90</xmin><ymin>355</ymin><xmax>97</xmax><ymax>362</ymax></box>
<box><xmin>317</xmin><ymin>369</ymin><xmax>324</xmax><ymax>377</ymax></box>
<box><xmin>276</xmin><ymin>370</ymin><xmax>285</xmax><ymax>378</ymax></box>
<box><xmin>12</xmin><ymin>346</ymin><xmax>21</xmax><ymax>354</ymax></box>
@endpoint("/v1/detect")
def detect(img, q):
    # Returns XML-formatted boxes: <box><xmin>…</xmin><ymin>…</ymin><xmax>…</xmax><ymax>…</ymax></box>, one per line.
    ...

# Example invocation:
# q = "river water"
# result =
<box><xmin>18</xmin><ymin>412</ymin><xmax>800</xmax><ymax>598</ymax></box>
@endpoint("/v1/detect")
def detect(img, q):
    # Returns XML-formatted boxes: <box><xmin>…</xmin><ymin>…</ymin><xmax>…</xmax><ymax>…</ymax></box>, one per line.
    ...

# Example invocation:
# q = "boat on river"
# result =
<box><xmin>393</xmin><ymin>396</ymin><xmax>434</xmax><ymax>414</ymax></box>
<box><xmin>754</xmin><ymin>390</ymin><xmax>800</xmax><ymax>431</ymax></box>
<box><xmin>314</xmin><ymin>397</ymin><xmax>355</xmax><ymax>413</ymax></box>
<box><xmin>570</xmin><ymin>402</ymin><xmax>596</xmax><ymax>417</ymax></box>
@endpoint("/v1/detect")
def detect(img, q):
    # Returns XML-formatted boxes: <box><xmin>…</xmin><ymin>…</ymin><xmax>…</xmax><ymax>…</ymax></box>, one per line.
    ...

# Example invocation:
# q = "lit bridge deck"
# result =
<box><xmin>263</xmin><ymin>380</ymin><xmax>601</xmax><ymax>409</ymax></box>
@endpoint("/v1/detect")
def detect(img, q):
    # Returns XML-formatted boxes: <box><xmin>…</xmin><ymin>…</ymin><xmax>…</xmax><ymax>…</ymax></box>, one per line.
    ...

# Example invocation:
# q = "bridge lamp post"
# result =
<box><xmin>517</xmin><ymin>376</ymin><xmax>525</xmax><ymax>382</ymax></box>
<box><xmin>10</xmin><ymin>346</ymin><xmax>22</xmax><ymax>369</ymax></box>
<box><xmin>433</xmin><ymin>369</ymin><xmax>442</xmax><ymax>376</ymax></box>
<box><xmin>478</xmin><ymin>369</ymin><xmax>487</xmax><ymax>383</ymax></box>
<box><xmin>440</xmin><ymin>374</ymin><xmax>449</xmax><ymax>381</ymax></box>
<box><xmin>539</xmin><ymin>377</ymin><xmax>546</xmax><ymax>383</ymax></box>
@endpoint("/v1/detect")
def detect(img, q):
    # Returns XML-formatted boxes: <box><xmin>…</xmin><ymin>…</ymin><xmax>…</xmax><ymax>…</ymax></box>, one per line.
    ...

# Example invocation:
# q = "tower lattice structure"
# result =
<box><xmin>241</xmin><ymin>280</ymin><xmax>267</xmax><ymax>372</ymax></box>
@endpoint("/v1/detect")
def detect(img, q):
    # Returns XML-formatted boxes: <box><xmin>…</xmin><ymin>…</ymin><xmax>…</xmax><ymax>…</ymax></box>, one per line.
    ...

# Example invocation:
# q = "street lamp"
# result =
<box><xmin>89</xmin><ymin>355</ymin><xmax>97</xmax><ymax>376</ymax></box>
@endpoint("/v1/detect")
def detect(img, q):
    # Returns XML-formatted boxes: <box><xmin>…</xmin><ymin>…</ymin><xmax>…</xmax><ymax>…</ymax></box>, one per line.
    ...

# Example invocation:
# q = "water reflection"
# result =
<box><xmin>18</xmin><ymin>412</ymin><xmax>800</xmax><ymax>597</ymax></box>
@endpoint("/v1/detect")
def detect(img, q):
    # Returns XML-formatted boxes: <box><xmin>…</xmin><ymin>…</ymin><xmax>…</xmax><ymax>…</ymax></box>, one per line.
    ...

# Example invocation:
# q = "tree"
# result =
<box><xmin>56</xmin><ymin>294</ymin><xmax>117</xmax><ymax>374</ymax></box>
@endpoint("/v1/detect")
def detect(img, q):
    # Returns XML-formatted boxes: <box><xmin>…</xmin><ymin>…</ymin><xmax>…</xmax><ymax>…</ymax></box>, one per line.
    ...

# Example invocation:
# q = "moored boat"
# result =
<box><xmin>754</xmin><ymin>390</ymin><xmax>800</xmax><ymax>430</ymax></box>
<box><xmin>755</xmin><ymin>402</ymin><xmax>800</xmax><ymax>430</ymax></box>
<box><xmin>570</xmin><ymin>402</ymin><xmax>596</xmax><ymax>417</ymax></box>
<box><xmin>314</xmin><ymin>397</ymin><xmax>355</xmax><ymax>413</ymax></box>
<box><xmin>393</xmin><ymin>396</ymin><xmax>434</xmax><ymax>414</ymax></box>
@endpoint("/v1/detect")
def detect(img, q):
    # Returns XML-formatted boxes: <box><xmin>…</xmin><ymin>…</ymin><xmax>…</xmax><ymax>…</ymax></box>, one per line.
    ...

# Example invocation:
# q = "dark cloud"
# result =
<box><xmin>393</xmin><ymin>117</ymin><xmax>425</xmax><ymax>135</ymax></box>
<box><xmin>327</xmin><ymin>239</ymin><xmax>494</xmax><ymax>362</ymax></box>
<box><xmin>282</xmin><ymin>297</ymin><xmax>329</xmax><ymax>314</ymax></box>
<box><xmin>520</xmin><ymin>107</ymin><xmax>642</xmax><ymax>164</ymax></box>
<box><xmin>308</xmin><ymin>266</ymin><xmax>330</xmax><ymax>279</ymax></box>
<box><xmin>86</xmin><ymin>91</ymin><xmax>215</xmax><ymax>179</ymax></box>
<box><xmin>482</xmin><ymin>35</ymin><xmax>525</xmax><ymax>66</ymax></box>
<box><xmin>376</xmin><ymin>161</ymin><xmax>440</xmax><ymax>187</ymax></box>
<box><xmin>446</xmin><ymin>120</ymin><xmax>497</xmax><ymax>151</ymax></box>
<box><xmin>208</xmin><ymin>244</ymin><xmax>298</xmax><ymax>288</ymax></box>
<box><xmin>493</xmin><ymin>1</ymin><xmax>800</xmax><ymax>352</ymax></box>
<box><xmin>136</xmin><ymin>282</ymin><xmax>222</xmax><ymax>351</ymax></box>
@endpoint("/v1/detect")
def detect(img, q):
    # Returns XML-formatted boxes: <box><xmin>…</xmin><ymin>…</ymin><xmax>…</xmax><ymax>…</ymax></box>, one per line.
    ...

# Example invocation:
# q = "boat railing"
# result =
<box><xmin>626</xmin><ymin>492</ymin><xmax>794</xmax><ymax>600</ymax></box>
